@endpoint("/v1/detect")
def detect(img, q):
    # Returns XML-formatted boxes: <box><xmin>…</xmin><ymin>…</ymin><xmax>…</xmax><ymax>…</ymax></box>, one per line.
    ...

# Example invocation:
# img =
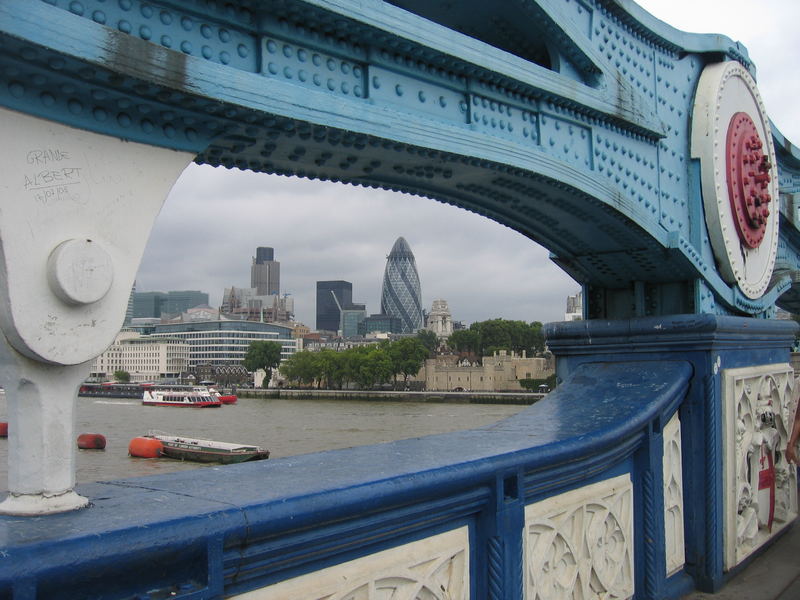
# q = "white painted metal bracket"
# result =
<box><xmin>0</xmin><ymin>107</ymin><xmax>193</xmax><ymax>515</ymax></box>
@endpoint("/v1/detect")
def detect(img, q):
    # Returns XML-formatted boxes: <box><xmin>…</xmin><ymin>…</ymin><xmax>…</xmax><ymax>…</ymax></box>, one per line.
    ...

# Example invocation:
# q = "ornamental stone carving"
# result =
<box><xmin>721</xmin><ymin>364</ymin><xmax>798</xmax><ymax>569</ymax></box>
<box><xmin>663</xmin><ymin>413</ymin><xmax>685</xmax><ymax>576</ymax></box>
<box><xmin>232</xmin><ymin>527</ymin><xmax>469</xmax><ymax>600</ymax></box>
<box><xmin>524</xmin><ymin>474</ymin><xmax>634</xmax><ymax>600</ymax></box>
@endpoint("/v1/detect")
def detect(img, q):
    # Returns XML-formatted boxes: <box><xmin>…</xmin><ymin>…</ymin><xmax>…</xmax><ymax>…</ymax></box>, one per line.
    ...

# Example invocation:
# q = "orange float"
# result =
<box><xmin>128</xmin><ymin>436</ymin><xmax>164</xmax><ymax>458</ymax></box>
<box><xmin>77</xmin><ymin>433</ymin><xmax>106</xmax><ymax>450</ymax></box>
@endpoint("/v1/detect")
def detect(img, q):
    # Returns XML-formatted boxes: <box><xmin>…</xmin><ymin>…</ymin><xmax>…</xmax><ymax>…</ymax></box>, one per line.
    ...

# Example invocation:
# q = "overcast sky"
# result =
<box><xmin>134</xmin><ymin>1</ymin><xmax>800</xmax><ymax>328</ymax></box>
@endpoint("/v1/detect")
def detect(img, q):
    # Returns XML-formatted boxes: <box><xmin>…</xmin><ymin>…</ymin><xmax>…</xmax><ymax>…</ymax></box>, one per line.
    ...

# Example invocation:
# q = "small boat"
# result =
<box><xmin>142</xmin><ymin>431</ymin><xmax>269</xmax><ymax>464</ymax></box>
<box><xmin>142</xmin><ymin>388</ymin><xmax>221</xmax><ymax>408</ymax></box>
<box><xmin>209</xmin><ymin>387</ymin><xmax>238</xmax><ymax>404</ymax></box>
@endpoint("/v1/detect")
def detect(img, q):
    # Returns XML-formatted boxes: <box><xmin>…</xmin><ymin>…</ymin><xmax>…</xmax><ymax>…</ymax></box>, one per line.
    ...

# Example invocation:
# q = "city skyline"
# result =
<box><xmin>134</xmin><ymin>0</ymin><xmax>799</xmax><ymax>328</ymax></box>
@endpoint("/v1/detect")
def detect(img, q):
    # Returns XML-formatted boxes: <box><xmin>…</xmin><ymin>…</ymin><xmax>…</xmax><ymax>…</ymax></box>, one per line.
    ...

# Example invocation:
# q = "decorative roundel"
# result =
<box><xmin>726</xmin><ymin>112</ymin><xmax>773</xmax><ymax>248</ymax></box>
<box><xmin>691</xmin><ymin>62</ymin><xmax>779</xmax><ymax>299</ymax></box>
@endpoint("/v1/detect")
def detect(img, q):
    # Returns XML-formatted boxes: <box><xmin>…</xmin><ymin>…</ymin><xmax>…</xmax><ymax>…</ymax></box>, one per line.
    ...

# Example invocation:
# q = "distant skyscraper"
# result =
<box><xmin>380</xmin><ymin>237</ymin><xmax>423</xmax><ymax>334</ymax></box>
<box><xmin>132</xmin><ymin>291</ymin><xmax>166</xmax><ymax>318</ymax></box>
<box><xmin>124</xmin><ymin>281</ymin><xmax>136</xmax><ymax>325</ymax></box>
<box><xmin>251</xmin><ymin>246</ymin><xmax>280</xmax><ymax>296</ymax></box>
<box><xmin>565</xmin><ymin>291</ymin><xmax>583</xmax><ymax>321</ymax></box>
<box><xmin>133</xmin><ymin>290</ymin><xmax>209</xmax><ymax>318</ymax></box>
<box><xmin>162</xmin><ymin>290</ymin><xmax>209</xmax><ymax>315</ymax></box>
<box><xmin>316</xmin><ymin>281</ymin><xmax>353</xmax><ymax>332</ymax></box>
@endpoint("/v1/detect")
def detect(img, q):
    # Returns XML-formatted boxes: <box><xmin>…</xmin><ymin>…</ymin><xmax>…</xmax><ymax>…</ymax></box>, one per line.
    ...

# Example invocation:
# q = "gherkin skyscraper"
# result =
<box><xmin>380</xmin><ymin>237</ymin><xmax>423</xmax><ymax>333</ymax></box>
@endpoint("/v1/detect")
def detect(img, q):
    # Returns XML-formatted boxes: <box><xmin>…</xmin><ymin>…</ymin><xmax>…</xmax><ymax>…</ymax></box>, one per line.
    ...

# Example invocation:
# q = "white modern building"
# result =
<box><xmin>147</xmin><ymin>319</ymin><xmax>300</xmax><ymax>369</ymax></box>
<box><xmin>89</xmin><ymin>331</ymin><xmax>189</xmax><ymax>382</ymax></box>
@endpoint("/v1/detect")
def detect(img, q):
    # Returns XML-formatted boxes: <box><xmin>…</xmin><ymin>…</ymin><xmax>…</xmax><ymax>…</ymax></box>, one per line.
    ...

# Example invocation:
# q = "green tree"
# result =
<box><xmin>315</xmin><ymin>349</ymin><xmax>346</xmax><ymax>389</ymax></box>
<box><xmin>279</xmin><ymin>350</ymin><xmax>319</xmax><ymax>387</ymax></box>
<box><xmin>358</xmin><ymin>346</ymin><xmax>393</xmax><ymax>389</ymax></box>
<box><xmin>339</xmin><ymin>346</ymin><xmax>368</xmax><ymax>389</ymax></box>
<box><xmin>448</xmin><ymin>329</ymin><xmax>481</xmax><ymax>355</ymax></box>
<box><xmin>416</xmin><ymin>329</ymin><xmax>439</xmax><ymax>355</ymax></box>
<box><xmin>113</xmin><ymin>369</ymin><xmax>130</xmax><ymax>383</ymax></box>
<box><xmin>388</xmin><ymin>337</ymin><xmax>429</xmax><ymax>387</ymax></box>
<box><xmin>243</xmin><ymin>341</ymin><xmax>284</xmax><ymax>388</ymax></box>
<box><xmin>463</xmin><ymin>319</ymin><xmax>545</xmax><ymax>357</ymax></box>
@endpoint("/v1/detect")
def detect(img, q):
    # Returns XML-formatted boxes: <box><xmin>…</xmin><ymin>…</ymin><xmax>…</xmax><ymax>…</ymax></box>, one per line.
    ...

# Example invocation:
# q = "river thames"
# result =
<box><xmin>0</xmin><ymin>395</ymin><xmax>526</xmax><ymax>490</ymax></box>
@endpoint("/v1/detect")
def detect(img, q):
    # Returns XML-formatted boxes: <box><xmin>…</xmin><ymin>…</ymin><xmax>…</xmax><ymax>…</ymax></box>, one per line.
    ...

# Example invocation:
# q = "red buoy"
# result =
<box><xmin>0</xmin><ymin>422</ymin><xmax>7</xmax><ymax>438</ymax></box>
<box><xmin>128</xmin><ymin>436</ymin><xmax>163</xmax><ymax>458</ymax></box>
<box><xmin>77</xmin><ymin>433</ymin><xmax>106</xmax><ymax>450</ymax></box>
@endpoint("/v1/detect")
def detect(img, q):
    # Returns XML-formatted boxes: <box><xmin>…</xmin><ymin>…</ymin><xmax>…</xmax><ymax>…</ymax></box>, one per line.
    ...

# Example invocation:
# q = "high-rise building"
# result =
<box><xmin>380</xmin><ymin>237</ymin><xmax>423</xmax><ymax>333</ymax></box>
<box><xmin>132</xmin><ymin>290</ymin><xmax>209</xmax><ymax>318</ymax></box>
<box><xmin>251</xmin><ymin>246</ymin><xmax>280</xmax><ymax>296</ymax></box>
<box><xmin>565</xmin><ymin>291</ymin><xmax>583</xmax><ymax>321</ymax></box>
<box><xmin>132</xmin><ymin>291</ymin><xmax>166</xmax><ymax>318</ymax></box>
<box><xmin>340</xmin><ymin>308</ymin><xmax>367</xmax><ymax>338</ymax></box>
<box><xmin>124</xmin><ymin>282</ymin><xmax>136</xmax><ymax>325</ymax></box>
<box><xmin>162</xmin><ymin>290</ymin><xmax>209</xmax><ymax>315</ymax></box>
<box><xmin>316</xmin><ymin>281</ymin><xmax>353</xmax><ymax>332</ymax></box>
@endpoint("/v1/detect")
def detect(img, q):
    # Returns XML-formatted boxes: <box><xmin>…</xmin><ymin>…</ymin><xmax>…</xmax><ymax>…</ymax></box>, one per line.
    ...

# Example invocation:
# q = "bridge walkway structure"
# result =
<box><xmin>0</xmin><ymin>1</ymin><xmax>799</xmax><ymax>599</ymax></box>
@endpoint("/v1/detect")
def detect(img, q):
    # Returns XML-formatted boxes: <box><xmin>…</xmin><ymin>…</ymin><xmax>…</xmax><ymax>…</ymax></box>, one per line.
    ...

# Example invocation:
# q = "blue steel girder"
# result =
<box><xmin>1</xmin><ymin>0</ymin><xmax>799</xmax><ymax>317</ymax></box>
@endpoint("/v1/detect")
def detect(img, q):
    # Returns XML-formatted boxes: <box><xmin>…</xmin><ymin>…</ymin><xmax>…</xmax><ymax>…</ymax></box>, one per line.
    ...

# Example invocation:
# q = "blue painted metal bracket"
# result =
<box><xmin>1</xmin><ymin>0</ymin><xmax>798</xmax><ymax>317</ymax></box>
<box><xmin>0</xmin><ymin>359</ymin><xmax>691</xmax><ymax>599</ymax></box>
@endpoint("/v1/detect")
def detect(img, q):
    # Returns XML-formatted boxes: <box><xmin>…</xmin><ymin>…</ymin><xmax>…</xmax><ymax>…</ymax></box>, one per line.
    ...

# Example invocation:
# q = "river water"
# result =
<box><xmin>0</xmin><ymin>396</ymin><xmax>526</xmax><ymax>490</ymax></box>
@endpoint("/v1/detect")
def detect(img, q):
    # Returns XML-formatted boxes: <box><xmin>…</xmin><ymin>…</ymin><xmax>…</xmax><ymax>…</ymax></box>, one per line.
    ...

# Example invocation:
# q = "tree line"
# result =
<box><xmin>447</xmin><ymin>319</ymin><xmax>544</xmax><ymax>357</ymax></box>
<box><xmin>279</xmin><ymin>337</ymin><xmax>430</xmax><ymax>389</ymax></box>
<box><xmin>243</xmin><ymin>319</ymin><xmax>546</xmax><ymax>390</ymax></box>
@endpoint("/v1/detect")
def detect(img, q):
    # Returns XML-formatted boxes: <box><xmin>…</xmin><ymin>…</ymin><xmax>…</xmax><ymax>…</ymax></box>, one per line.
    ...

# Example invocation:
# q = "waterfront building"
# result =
<box><xmin>89</xmin><ymin>331</ymin><xmax>189</xmax><ymax>383</ymax></box>
<box><xmin>425</xmin><ymin>299</ymin><xmax>453</xmax><ymax>338</ymax></box>
<box><xmin>148</xmin><ymin>319</ymin><xmax>299</xmax><ymax>369</ymax></box>
<box><xmin>419</xmin><ymin>350</ymin><xmax>553</xmax><ymax>392</ymax></box>
<box><xmin>380</xmin><ymin>237</ymin><xmax>423</xmax><ymax>334</ymax></box>
<box><xmin>251</xmin><ymin>246</ymin><xmax>280</xmax><ymax>296</ymax></box>
<box><xmin>565</xmin><ymin>291</ymin><xmax>583</xmax><ymax>321</ymax></box>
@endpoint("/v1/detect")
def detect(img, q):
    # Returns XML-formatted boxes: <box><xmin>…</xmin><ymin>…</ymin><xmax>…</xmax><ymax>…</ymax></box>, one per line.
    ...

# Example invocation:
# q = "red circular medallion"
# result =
<box><xmin>726</xmin><ymin>112</ymin><xmax>772</xmax><ymax>248</ymax></box>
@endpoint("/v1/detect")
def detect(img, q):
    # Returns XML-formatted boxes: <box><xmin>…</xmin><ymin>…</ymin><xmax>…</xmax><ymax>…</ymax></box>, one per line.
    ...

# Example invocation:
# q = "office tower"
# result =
<box><xmin>124</xmin><ymin>282</ymin><xmax>136</xmax><ymax>325</ymax></box>
<box><xmin>340</xmin><ymin>307</ymin><xmax>367</xmax><ymax>338</ymax></box>
<box><xmin>132</xmin><ymin>291</ymin><xmax>167</xmax><ymax>318</ymax></box>
<box><xmin>380</xmin><ymin>237</ymin><xmax>423</xmax><ymax>334</ymax></box>
<box><xmin>565</xmin><ymin>291</ymin><xmax>583</xmax><ymax>321</ymax></box>
<box><xmin>251</xmin><ymin>246</ymin><xmax>280</xmax><ymax>296</ymax></box>
<box><xmin>163</xmin><ymin>290</ymin><xmax>209</xmax><ymax>315</ymax></box>
<box><xmin>316</xmin><ymin>281</ymin><xmax>353</xmax><ymax>332</ymax></box>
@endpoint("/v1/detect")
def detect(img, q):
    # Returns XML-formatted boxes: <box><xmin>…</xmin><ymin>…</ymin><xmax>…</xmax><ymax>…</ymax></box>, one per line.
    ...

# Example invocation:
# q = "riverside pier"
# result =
<box><xmin>0</xmin><ymin>1</ymin><xmax>799</xmax><ymax>599</ymax></box>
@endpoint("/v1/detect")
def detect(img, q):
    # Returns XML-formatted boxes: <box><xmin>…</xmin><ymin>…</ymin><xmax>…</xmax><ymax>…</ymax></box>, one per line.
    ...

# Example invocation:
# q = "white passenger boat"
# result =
<box><xmin>141</xmin><ymin>386</ymin><xmax>221</xmax><ymax>408</ymax></box>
